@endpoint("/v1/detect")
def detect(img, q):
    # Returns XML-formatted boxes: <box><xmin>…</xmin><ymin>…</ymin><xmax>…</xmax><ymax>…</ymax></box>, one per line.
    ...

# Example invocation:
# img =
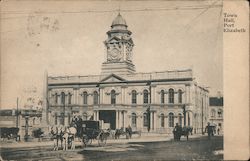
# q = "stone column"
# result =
<box><xmin>124</xmin><ymin>111</ymin><xmax>130</xmax><ymax>127</ymax></box>
<box><xmin>121</xmin><ymin>111</ymin><xmax>124</xmax><ymax>128</ymax></box>
<box><xmin>64</xmin><ymin>115</ymin><xmax>68</xmax><ymax>126</ymax></box>
<box><xmin>153</xmin><ymin>112</ymin><xmax>156</xmax><ymax>131</ymax></box>
<box><xmin>93</xmin><ymin>111</ymin><xmax>96</xmax><ymax>121</ymax></box>
<box><xmin>117</xmin><ymin>110</ymin><xmax>120</xmax><ymax>128</ymax></box>
<box><xmin>165</xmin><ymin>115</ymin><xmax>168</xmax><ymax>130</ymax></box>
<box><xmin>96</xmin><ymin>110</ymin><xmax>99</xmax><ymax>121</ymax></box>
<box><xmin>119</xmin><ymin>111</ymin><xmax>122</xmax><ymax>128</ymax></box>
<box><xmin>122</xmin><ymin>111</ymin><xmax>127</xmax><ymax>127</ymax></box>
<box><xmin>58</xmin><ymin>95</ymin><xmax>61</xmax><ymax>106</ymax></box>
<box><xmin>150</xmin><ymin>112</ymin><xmax>153</xmax><ymax>131</ymax></box>
<box><xmin>76</xmin><ymin>89</ymin><xmax>80</xmax><ymax>105</ymax></box>
<box><xmin>99</xmin><ymin>88</ymin><xmax>103</xmax><ymax>104</ymax></box>
<box><xmin>116</xmin><ymin>111</ymin><xmax>118</xmax><ymax>129</ymax></box>
<box><xmin>151</xmin><ymin>86</ymin><xmax>155</xmax><ymax>104</ymax></box>
<box><xmin>121</xmin><ymin>88</ymin><xmax>124</xmax><ymax>104</ymax></box>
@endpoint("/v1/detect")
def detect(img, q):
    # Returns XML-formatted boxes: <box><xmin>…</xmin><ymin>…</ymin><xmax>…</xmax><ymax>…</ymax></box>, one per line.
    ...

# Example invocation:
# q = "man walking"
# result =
<box><xmin>173</xmin><ymin>123</ymin><xmax>182</xmax><ymax>141</ymax></box>
<box><xmin>205</xmin><ymin>122</ymin><xmax>213</xmax><ymax>140</ymax></box>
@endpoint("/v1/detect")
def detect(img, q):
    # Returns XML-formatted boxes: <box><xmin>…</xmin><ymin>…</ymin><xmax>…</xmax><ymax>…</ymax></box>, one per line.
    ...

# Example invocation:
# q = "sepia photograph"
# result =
<box><xmin>0</xmin><ymin>0</ymin><xmax>248</xmax><ymax>160</ymax></box>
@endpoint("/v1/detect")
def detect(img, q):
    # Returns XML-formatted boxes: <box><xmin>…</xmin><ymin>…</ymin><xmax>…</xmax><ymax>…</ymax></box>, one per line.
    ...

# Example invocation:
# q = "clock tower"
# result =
<box><xmin>101</xmin><ymin>13</ymin><xmax>136</xmax><ymax>75</ymax></box>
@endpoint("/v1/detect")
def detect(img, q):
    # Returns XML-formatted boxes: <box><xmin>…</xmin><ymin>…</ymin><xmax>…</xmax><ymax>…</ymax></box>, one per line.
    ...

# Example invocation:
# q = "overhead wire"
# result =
<box><xmin>184</xmin><ymin>0</ymin><xmax>222</xmax><ymax>31</ymax></box>
<box><xmin>1</xmin><ymin>4</ymin><xmax>222</xmax><ymax>15</ymax></box>
<box><xmin>1</xmin><ymin>4</ymin><xmax>222</xmax><ymax>34</ymax></box>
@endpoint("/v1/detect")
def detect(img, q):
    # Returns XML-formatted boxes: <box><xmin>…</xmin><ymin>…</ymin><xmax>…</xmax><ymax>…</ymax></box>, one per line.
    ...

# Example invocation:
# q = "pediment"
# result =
<box><xmin>100</xmin><ymin>74</ymin><xmax>126</xmax><ymax>83</ymax></box>
<box><xmin>106</xmin><ymin>36</ymin><xmax>121</xmax><ymax>43</ymax></box>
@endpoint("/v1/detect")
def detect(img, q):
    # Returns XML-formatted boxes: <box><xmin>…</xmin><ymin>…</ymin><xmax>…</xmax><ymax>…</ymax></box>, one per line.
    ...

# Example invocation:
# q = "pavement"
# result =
<box><xmin>0</xmin><ymin>133</ymin><xmax>206</xmax><ymax>149</ymax></box>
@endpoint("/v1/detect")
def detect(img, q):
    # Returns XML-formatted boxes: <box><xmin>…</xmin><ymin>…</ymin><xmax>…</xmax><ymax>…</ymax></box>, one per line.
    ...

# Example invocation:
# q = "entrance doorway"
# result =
<box><xmin>99</xmin><ymin>110</ymin><xmax>116</xmax><ymax>129</ymax></box>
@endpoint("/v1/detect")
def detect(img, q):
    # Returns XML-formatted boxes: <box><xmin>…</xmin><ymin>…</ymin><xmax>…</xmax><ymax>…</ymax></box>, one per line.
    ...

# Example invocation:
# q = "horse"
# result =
<box><xmin>173</xmin><ymin>126</ymin><xmax>193</xmax><ymax>141</ymax></box>
<box><xmin>62</xmin><ymin>126</ymin><xmax>77</xmax><ymax>150</ymax></box>
<box><xmin>114</xmin><ymin>128</ymin><xmax>129</xmax><ymax>139</ymax></box>
<box><xmin>115</xmin><ymin>128</ymin><xmax>126</xmax><ymax>139</ymax></box>
<box><xmin>104</xmin><ymin>128</ymin><xmax>116</xmax><ymax>139</ymax></box>
<box><xmin>180</xmin><ymin>126</ymin><xmax>193</xmax><ymax>141</ymax></box>
<box><xmin>50</xmin><ymin>126</ymin><xmax>63</xmax><ymax>151</ymax></box>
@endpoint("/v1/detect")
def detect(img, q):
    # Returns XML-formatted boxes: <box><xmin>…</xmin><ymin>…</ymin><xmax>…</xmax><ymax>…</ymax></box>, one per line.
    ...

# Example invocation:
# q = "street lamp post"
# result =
<box><xmin>146</xmin><ymin>79</ymin><xmax>152</xmax><ymax>132</ymax></box>
<box><xmin>16</xmin><ymin>97</ymin><xmax>19</xmax><ymax>128</ymax></box>
<box><xmin>202</xmin><ymin>98</ymin><xmax>204</xmax><ymax>135</ymax></box>
<box><xmin>182</xmin><ymin>105</ymin><xmax>186</xmax><ymax>127</ymax></box>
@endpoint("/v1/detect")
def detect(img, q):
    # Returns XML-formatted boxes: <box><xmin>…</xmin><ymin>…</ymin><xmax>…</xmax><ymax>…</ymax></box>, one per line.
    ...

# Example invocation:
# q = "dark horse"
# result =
<box><xmin>173</xmin><ymin>126</ymin><xmax>193</xmax><ymax>141</ymax></box>
<box><xmin>115</xmin><ymin>128</ymin><xmax>129</xmax><ymax>139</ymax></box>
<box><xmin>51</xmin><ymin>126</ymin><xmax>64</xmax><ymax>151</ymax></box>
<box><xmin>181</xmin><ymin>126</ymin><xmax>193</xmax><ymax>140</ymax></box>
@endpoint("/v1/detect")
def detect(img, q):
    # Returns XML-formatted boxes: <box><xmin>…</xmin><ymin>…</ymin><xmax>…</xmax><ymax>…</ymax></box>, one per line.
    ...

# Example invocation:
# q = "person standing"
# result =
<box><xmin>173</xmin><ymin>123</ymin><xmax>182</xmax><ymax>141</ymax></box>
<box><xmin>217</xmin><ymin>127</ymin><xmax>220</xmax><ymax>135</ymax></box>
<box><xmin>205</xmin><ymin>122</ymin><xmax>213</xmax><ymax>139</ymax></box>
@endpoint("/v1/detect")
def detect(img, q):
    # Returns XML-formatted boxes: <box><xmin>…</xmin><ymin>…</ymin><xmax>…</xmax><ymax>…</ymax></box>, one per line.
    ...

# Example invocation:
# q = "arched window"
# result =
<box><xmin>160</xmin><ymin>114</ymin><xmax>164</xmax><ymax>127</ymax></box>
<box><xmin>178</xmin><ymin>113</ymin><xmax>182</xmax><ymax>126</ymax></box>
<box><xmin>131</xmin><ymin>113</ymin><xmax>137</xmax><ymax>127</ymax></box>
<box><xmin>61</xmin><ymin>92</ymin><xmax>65</xmax><ymax>105</ymax></box>
<box><xmin>218</xmin><ymin>109</ymin><xmax>223</xmax><ymax>118</ymax></box>
<box><xmin>111</xmin><ymin>90</ymin><xmax>116</xmax><ymax>104</ymax></box>
<box><xmin>131</xmin><ymin>90</ymin><xmax>137</xmax><ymax>104</ymax></box>
<box><xmin>178</xmin><ymin>89</ymin><xmax>182</xmax><ymax>103</ymax></box>
<box><xmin>68</xmin><ymin>93</ymin><xmax>72</xmax><ymax>104</ymax></box>
<box><xmin>83</xmin><ymin>92</ymin><xmax>88</xmax><ymax>105</ymax></box>
<box><xmin>169</xmin><ymin>89</ymin><xmax>174</xmax><ymax>103</ymax></box>
<box><xmin>160</xmin><ymin>90</ymin><xmax>165</xmax><ymax>104</ymax></box>
<box><xmin>59</xmin><ymin>113</ymin><xmax>64</xmax><ymax>125</ymax></box>
<box><xmin>55</xmin><ymin>93</ymin><xmax>58</xmax><ymax>104</ymax></box>
<box><xmin>168</xmin><ymin>113</ymin><xmax>174</xmax><ymax>127</ymax></box>
<box><xmin>143</xmin><ymin>113</ymin><xmax>149</xmax><ymax>127</ymax></box>
<box><xmin>55</xmin><ymin>113</ymin><xmax>58</xmax><ymax>125</ymax></box>
<box><xmin>143</xmin><ymin>89</ymin><xmax>149</xmax><ymax>104</ymax></box>
<box><xmin>93</xmin><ymin>91</ymin><xmax>99</xmax><ymax>105</ymax></box>
<box><xmin>211</xmin><ymin>109</ymin><xmax>216</xmax><ymax>117</ymax></box>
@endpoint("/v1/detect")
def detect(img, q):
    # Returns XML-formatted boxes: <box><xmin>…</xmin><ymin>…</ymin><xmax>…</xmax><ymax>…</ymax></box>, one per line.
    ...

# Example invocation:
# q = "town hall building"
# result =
<box><xmin>46</xmin><ymin>13</ymin><xmax>209</xmax><ymax>134</ymax></box>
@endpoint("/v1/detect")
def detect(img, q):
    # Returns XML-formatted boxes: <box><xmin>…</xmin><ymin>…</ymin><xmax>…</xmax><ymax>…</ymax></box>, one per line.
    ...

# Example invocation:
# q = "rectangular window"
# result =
<box><xmin>143</xmin><ymin>114</ymin><xmax>149</xmax><ymax>127</ymax></box>
<box><xmin>68</xmin><ymin>94</ymin><xmax>72</xmax><ymax>104</ymax></box>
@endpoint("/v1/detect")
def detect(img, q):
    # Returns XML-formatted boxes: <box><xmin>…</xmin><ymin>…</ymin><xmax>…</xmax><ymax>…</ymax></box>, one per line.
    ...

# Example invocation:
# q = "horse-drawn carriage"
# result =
<box><xmin>51</xmin><ymin>120</ymin><xmax>110</xmax><ymax>150</ymax></box>
<box><xmin>0</xmin><ymin>127</ymin><xmax>20</xmax><ymax>141</ymax></box>
<box><xmin>80</xmin><ymin>120</ymin><xmax>110</xmax><ymax>146</ymax></box>
<box><xmin>173</xmin><ymin>125</ymin><xmax>193</xmax><ymax>141</ymax></box>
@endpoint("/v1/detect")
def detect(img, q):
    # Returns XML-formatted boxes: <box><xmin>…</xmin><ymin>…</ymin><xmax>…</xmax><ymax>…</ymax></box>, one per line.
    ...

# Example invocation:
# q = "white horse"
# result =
<box><xmin>62</xmin><ymin>126</ymin><xmax>77</xmax><ymax>150</ymax></box>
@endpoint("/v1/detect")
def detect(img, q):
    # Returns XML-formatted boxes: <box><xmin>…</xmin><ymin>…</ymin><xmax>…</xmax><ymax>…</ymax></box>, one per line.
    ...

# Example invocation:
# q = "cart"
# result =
<box><xmin>80</xmin><ymin>120</ymin><xmax>109</xmax><ymax>147</ymax></box>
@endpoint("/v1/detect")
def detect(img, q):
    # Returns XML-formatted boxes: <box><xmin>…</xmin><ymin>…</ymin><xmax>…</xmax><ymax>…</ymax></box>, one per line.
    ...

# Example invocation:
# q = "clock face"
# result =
<box><xmin>111</xmin><ymin>48</ymin><xmax>120</xmax><ymax>58</ymax></box>
<box><xmin>108</xmin><ymin>47</ymin><xmax>121</xmax><ymax>61</ymax></box>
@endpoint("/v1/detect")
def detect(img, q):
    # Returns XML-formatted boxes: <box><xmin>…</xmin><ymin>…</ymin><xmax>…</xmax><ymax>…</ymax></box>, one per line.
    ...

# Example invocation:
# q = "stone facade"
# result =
<box><xmin>209</xmin><ymin>97</ymin><xmax>223</xmax><ymax>134</ymax></box>
<box><xmin>46</xmin><ymin>14</ymin><xmax>209</xmax><ymax>134</ymax></box>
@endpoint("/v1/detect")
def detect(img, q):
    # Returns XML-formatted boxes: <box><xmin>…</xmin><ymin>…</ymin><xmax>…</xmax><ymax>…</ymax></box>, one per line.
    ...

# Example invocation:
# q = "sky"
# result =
<box><xmin>1</xmin><ymin>0</ymin><xmax>223</xmax><ymax>108</ymax></box>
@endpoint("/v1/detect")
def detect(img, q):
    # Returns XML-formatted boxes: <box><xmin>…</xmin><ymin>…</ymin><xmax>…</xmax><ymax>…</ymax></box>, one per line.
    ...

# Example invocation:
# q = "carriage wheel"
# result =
<box><xmin>82</xmin><ymin>136</ymin><xmax>92</xmax><ymax>146</ymax></box>
<box><xmin>98</xmin><ymin>134</ymin><xmax>107</xmax><ymax>146</ymax></box>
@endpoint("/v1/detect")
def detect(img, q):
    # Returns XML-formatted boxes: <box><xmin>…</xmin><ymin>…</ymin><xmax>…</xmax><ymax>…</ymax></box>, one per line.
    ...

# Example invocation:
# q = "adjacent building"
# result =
<box><xmin>0</xmin><ymin>109</ymin><xmax>42</xmax><ymax>138</ymax></box>
<box><xmin>209</xmin><ymin>96</ymin><xmax>223</xmax><ymax>133</ymax></box>
<box><xmin>46</xmin><ymin>13</ymin><xmax>209</xmax><ymax>134</ymax></box>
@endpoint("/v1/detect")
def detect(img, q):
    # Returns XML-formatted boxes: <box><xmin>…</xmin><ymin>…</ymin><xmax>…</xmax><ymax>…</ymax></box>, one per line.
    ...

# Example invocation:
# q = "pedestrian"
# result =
<box><xmin>205</xmin><ymin>122</ymin><xmax>213</xmax><ymax>140</ymax></box>
<box><xmin>50</xmin><ymin>126</ymin><xmax>58</xmax><ymax>151</ymax></box>
<box><xmin>217</xmin><ymin>127</ymin><xmax>220</xmax><ymax>135</ymax></box>
<box><xmin>173</xmin><ymin>123</ymin><xmax>182</xmax><ymax>141</ymax></box>
<box><xmin>128</xmin><ymin>125</ymin><xmax>132</xmax><ymax>139</ymax></box>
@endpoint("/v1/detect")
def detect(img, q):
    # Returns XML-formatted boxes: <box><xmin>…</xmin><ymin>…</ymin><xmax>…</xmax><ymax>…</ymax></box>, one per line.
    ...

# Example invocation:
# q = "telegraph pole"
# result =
<box><xmin>201</xmin><ymin>98</ymin><xmax>204</xmax><ymax>134</ymax></box>
<box><xmin>183</xmin><ymin>105</ymin><xmax>186</xmax><ymax>126</ymax></box>
<box><xmin>147</xmin><ymin>75</ymin><xmax>152</xmax><ymax>132</ymax></box>
<box><xmin>16</xmin><ymin>97</ymin><xmax>19</xmax><ymax>128</ymax></box>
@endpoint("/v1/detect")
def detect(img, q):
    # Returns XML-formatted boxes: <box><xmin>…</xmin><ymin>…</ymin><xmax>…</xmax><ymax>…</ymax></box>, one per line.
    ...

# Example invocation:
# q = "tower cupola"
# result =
<box><xmin>101</xmin><ymin>13</ymin><xmax>136</xmax><ymax>75</ymax></box>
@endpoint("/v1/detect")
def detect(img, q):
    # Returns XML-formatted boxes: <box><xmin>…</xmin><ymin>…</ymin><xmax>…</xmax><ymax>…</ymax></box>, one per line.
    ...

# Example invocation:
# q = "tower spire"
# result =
<box><xmin>101</xmin><ymin>14</ymin><xmax>135</xmax><ymax>75</ymax></box>
<box><xmin>118</xmin><ymin>3</ymin><xmax>120</xmax><ymax>14</ymax></box>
